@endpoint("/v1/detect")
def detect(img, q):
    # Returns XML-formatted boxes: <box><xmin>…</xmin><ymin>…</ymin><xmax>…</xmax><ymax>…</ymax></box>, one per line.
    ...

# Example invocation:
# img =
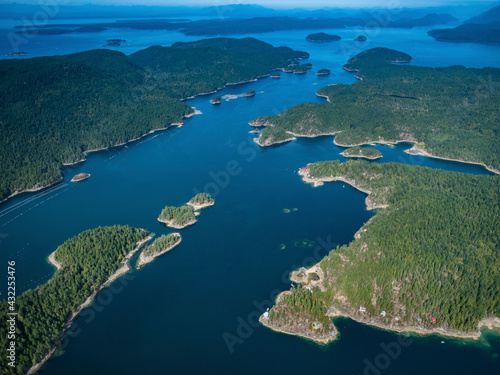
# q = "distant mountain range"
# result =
<box><xmin>11</xmin><ymin>11</ymin><xmax>458</xmax><ymax>38</ymax></box>
<box><xmin>429</xmin><ymin>3</ymin><xmax>500</xmax><ymax>45</ymax></box>
<box><xmin>0</xmin><ymin>3</ymin><xmax>467</xmax><ymax>20</ymax></box>
<box><xmin>465</xmin><ymin>3</ymin><xmax>500</xmax><ymax>24</ymax></box>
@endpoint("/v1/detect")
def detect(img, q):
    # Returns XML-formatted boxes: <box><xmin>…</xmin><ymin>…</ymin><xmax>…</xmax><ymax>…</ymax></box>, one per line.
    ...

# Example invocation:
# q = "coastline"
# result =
<box><xmin>265</xmin><ymin>169</ymin><xmax>500</xmax><ymax>345</ymax></box>
<box><xmin>47</xmin><ymin>251</ymin><xmax>62</xmax><ymax>270</ymax></box>
<box><xmin>259</xmin><ymin>314</ymin><xmax>339</xmax><ymax>345</ymax></box>
<box><xmin>157</xmin><ymin>217</ymin><xmax>197</xmax><ymax>229</ymax></box>
<box><xmin>186</xmin><ymin>200</ymin><xmax>215</xmax><ymax>210</ymax></box>
<box><xmin>254</xmin><ymin>129</ymin><xmax>340</xmax><ymax>147</ymax></box>
<box><xmin>181</xmin><ymin>77</ymin><xmax>261</xmax><ymax>100</ymax></box>
<box><xmin>70</xmin><ymin>173</ymin><xmax>91</xmax><ymax>182</ymax></box>
<box><xmin>340</xmin><ymin>151</ymin><xmax>382</xmax><ymax>160</ymax></box>
<box><xmin>298</xmin><ymin>169</ymin><xmax>388</xmax><ymax>210</ymax></box>
<box><xmin>333</xmin><ymin>136</ymin><xmax>416</xmax><ymax>148</ymax></box>
<box><xmin>261</xmin><ymin>306</ymin><xmax>498</xmax><ymax>345</ymax></box>
<box><xmin>333</xmin><ymin>137</ymin><xmax>500</xmax><ymax>175</ymax></box>
<box><xmin>179</xmin><ymin>64</ymin><xmax>303</xmax><ymax>101</ymax></box>
<box><xmin>1</xmin><ymin>108</ymin><xmax>203</xmax><ymax>206</ymax></box>
<box><xmin>286</xmin><ymin>130</ymin><xmax>340</xmax><ymax>138</ymax></box>
<box><xmin>0</xmin><ymin>177</ymin><xmax>64</xmax><ymax>206</ymax></box>
<box><xmin>2</xmin><ymin>59</ymin><xmax>309</xmax><ymax>207</ymax></box>
<box><xmin>262</xmin><ymin>220</ymin><xmax>499</xmax><ymax>344</ymax></box>
<box><xmin>405</xmin><ymin>145</ymin><xmax>500</xmax><ymax>175</ymax></box>
<box><xmin>248</xmin><ymin>119</ymin><xmax>274</xmax><ymax>127</ymax></box>
<box><xmin>72</xmin><ymin>108</ymin><xmax>202</xmax><ymax>157</ymax></box>
<box><xmin>326</xmin><ymin>307</ymin><xmax>483</xmax><ymax>341</ymax></box>
<box><xmin>29</xmin><ymin>234</ymin><xmax>152</xmax><ymax>375</ymax></box>
<box><xmin>315</xmin><ymin>91</ymin><xmax>331</xmax><ymax>102</ymax></box>
<box><xmin>253</xmin><ymin>135</ymin><xmax>296</xmax><ymax>147</ymax></box>
<box><xmin>136</xmin><ymin>233</ymin><xmax>182</xmax><ymax>269</ymax></box>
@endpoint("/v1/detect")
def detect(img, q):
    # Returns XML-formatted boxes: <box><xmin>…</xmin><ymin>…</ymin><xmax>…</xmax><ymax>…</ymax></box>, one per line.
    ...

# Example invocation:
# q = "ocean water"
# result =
<box><xmin>0</xmin><ymin>17</ymin><xmax>499</xmax><ymax>375</ymax></box>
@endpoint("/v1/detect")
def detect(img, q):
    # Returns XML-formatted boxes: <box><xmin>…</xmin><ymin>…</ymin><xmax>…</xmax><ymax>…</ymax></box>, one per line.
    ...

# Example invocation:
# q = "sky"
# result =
<box><xmin>0</xmin><ymin>0</ymin><xmax>496</xmax><ymax>9</ymax></box>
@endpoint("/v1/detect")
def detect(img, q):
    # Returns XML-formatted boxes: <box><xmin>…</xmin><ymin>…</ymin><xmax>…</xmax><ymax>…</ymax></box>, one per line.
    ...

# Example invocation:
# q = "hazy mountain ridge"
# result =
<box><xmin>429</xmin><ymin>3</ymin><xmax>500</xmax><ymax>45</ymax></box>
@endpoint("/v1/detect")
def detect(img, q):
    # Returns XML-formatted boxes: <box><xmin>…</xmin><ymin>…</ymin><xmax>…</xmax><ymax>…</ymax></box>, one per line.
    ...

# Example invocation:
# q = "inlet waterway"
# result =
<box><xmin>0</xmin><ymin>20</ymin><xmax>498</xmax><ymax>375</ymax></box>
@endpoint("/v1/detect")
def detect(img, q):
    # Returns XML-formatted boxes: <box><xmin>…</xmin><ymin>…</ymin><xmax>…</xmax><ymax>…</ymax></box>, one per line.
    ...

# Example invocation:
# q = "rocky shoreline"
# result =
<box><xmin>1</xmin><ymin>107</ymin><xmax>203</xmax><ymax>206</ymax></box>
<box><xmin>157</xmin><ymin>217</ymin><xmax>197</xmax><ymax>229</ymax></box>
<box><xmin>298</xmin><ymin>169</ymin><xmax>388</xmax><ymax>210</ymax></box>
<box><xmin>186</xmin><ymin>200</ymin><xmax>214</xmax><ymax>210</ymax></box>
<box><xmin>340</xmin><ymin>150</ymin><xmax>382</xmax><ymax>160</ymax></box>
<box><xmin>260</xmin><ymin>167</ymin><xmax>499</xmax><ymax>345</ymax></box>
<box><xmin>136</xmin><ymin>233</ymin><xmax>182</xmax><ymax>268</ymax></box>
<box><xmin>70</xmin><ymin>173</ymin><xmax>91</xmax><ymax>182</ymax></box>
<box><xmin>261</xmin><ymin>260</ymin><xmax>499</xmax><ymax>345</ymax></box>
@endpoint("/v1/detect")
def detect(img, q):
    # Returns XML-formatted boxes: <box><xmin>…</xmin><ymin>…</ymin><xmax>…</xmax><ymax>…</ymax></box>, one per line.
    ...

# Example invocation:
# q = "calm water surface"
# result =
<box><xmin>0</xmin><ymin>18</ymin><xmax>498</xmax><ymax>375</ymax></box>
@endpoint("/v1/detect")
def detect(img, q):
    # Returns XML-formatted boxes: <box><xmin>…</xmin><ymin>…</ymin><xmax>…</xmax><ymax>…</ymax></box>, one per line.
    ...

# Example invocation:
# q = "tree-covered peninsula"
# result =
<box><xmin>137</xmin><ymin>233</ymin><xmax>182</xmax><ymax>268</ymax></box>
<box><xmin>341</xmin><ymin>146</ymin><xmax>382</xmax><ymax>160</ymax></box>
<box><xmin>158</xmin><ymin>205</ymin><xmax>197</xmax><ymax>229</ymax></box>
<box><xmin>262</xmin><ymin>160</ymin><xmax>499</xmax><ymax>343</ymax></box>
<box><xmin>0</xmin><ymin>225</ymin><xmax>149</xmax><ymax>374</ymax></box>
<box><xmin>0</xmin><ymin>38</ymin><xmax>308</xmax><ymax>202</ymax></box>
<box><xmin>252</xmin><ymin>48</ymin><xmax>500</xmax><ymax>172</ymax></box>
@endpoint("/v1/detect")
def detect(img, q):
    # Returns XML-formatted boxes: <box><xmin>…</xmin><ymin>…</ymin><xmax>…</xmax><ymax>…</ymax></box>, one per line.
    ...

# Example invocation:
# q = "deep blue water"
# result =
<box><xmin>0</xmin><ymin>17</ymin><xmax>499</xmax><ymax>375</ymax></box>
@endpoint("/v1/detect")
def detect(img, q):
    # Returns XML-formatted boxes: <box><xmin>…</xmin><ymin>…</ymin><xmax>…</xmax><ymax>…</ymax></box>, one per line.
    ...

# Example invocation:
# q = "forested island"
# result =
<box><xmin>70</xmin><ymin>173</ymin><xmax>91</xmax><ymax>182</ymax></box>
<box><xmin>158</xmin><ymin>205</ymin><xmax>197</xmax><ymax>229</ymax></box>
<box><xmin>187</xmin><ymin>193</ymin><xmax>215</xmax><ymax>210</ymax></box>
<box><xmin>103</xmin><ymin>38</ymin><xmax>126</xmax><ymax>46</ymax></box>
<box><xmin>283</xmin><ymin>63</ymin><xmax>310</xmax><ymax>74</ymax></box>
<box><xmin>0</xmin><ymin>226</ymin><xmax>150</xmax><ymax>374</ymax></box>
<box><xmin>341</xmin><ymin>146</ymin><xmax>382</xmax><ymax>160</ymax></box>
<box><xmin>252</xmin><ymin>47</ymin><xmax>500</xmax><ymax>172</ymax></box>
<box><xmin>429</xmin><ymin>5</ymin><xmax>500</xmax><ymax>45</ymax></box>
<box><xmin>211</xmin><ymin>95</ymin><xmax>222</xmax><ymax>104</ymax></box>
<box><xmin>10</xmin><ymin>12</ymin><xmax>457</xmax><ymax>37</ymax></box>
<box><xmin>316</xmin><ymin>69</ymin><xmax>330</xmax><ymax>76</ymax></box>
<box><xmin>175</xmin><ymin>14</ymin><xmax>457</xmax><ymax>36</ymax></box>
<box><xmin>137</xmin><ymin>233</ymin><xmax>182</xmax><ymax>268</ymax></box>
<box><xmin>159</xmin><ymin>193</ymin><xmax>215</xmax><ymax>228</ymax></box>
<box><xmin>244</xmin><ymin>90</ymin><xmax>256</xmax><ymax>97</ymax></box>
<box><xmin>262</xmin><ymin>160</ymin><xmax>499</xmax><ymax>343</ymax></box>
<box><xmin>306</xmin><ymin>32</ymin><xmax>341</xmax><ymax>42</ymax></box>
<box><xmin>0</xmin><ymin>37</ymin><xmax>308</xmax><ymax>203</ymax></box>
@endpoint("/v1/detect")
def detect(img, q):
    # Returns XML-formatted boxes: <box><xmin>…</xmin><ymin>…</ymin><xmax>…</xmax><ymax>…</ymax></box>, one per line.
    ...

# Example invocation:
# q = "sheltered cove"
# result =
<box><xmin>260</xmin><ymin>170</ymin><xmax>500</xmax><ymax>344</ymax></box>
